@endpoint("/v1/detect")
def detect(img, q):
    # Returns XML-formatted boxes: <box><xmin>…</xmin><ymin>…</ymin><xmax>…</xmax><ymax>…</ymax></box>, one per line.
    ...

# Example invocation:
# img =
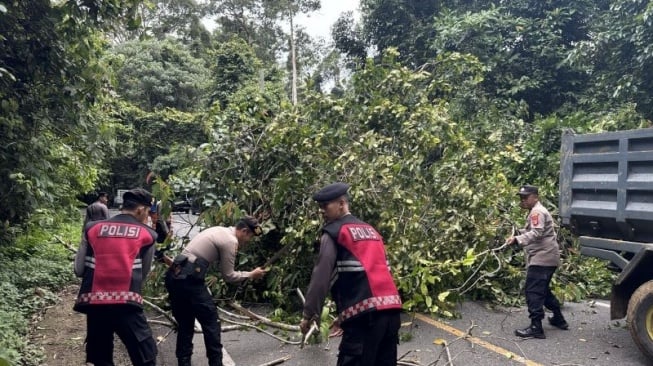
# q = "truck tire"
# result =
<box><xmin>628</xmin><ymin>280</ymin><xmax>653</xmax><ymax>360</ymax></box>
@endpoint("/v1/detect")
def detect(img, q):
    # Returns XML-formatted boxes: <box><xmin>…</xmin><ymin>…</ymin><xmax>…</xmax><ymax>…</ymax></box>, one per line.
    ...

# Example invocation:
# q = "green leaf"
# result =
<box><xmin>425</xmin><ymin>295</ymin><xmax>432</xmax><ymax>308</ymax></box>
<box><xmin>462</xmin><ymin>249</ymin><xmax>476</xmax><ymax>267</ymax></box>
<box><xmin>438</xmin><ymin>291</ymin><xmax>450</xmax><ymax>302</ymax></box>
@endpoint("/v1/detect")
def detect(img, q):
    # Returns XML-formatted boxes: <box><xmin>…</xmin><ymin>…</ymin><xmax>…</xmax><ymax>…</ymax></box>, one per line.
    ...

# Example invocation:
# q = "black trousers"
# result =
<box><xmin>525</xmin><ymin>265</ymin><xmax>563</xmax><ymax>321</ymax></box>
<box><xmin>165</xmin><ymin>271</ymin><xmax>223</xmax><ymax>366</ymax></box>
<box><xmin>337</xmin><ymin>310</ymin><xmax>401</xmax><ymax>366</ymax></box>
<box><xmin>85</xmin><ymin>306</ymin><xmax>157</xmax><ymax>366</ymax></box>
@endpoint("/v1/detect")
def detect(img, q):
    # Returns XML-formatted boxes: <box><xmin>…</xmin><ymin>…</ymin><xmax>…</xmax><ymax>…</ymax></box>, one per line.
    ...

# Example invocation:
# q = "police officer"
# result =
<box><xmin>506</xmin><ymin>185</ymin><xmax>569</xmax><ymax>339</ymax></box>
<box><xmin>164</xmin><ymin>216</ymin><xmax>268</xmax><ymax>366</ymax></box>
<box><xmin>300</xmin><ymin>182</ymin><xmax>402</xmax><ymax>366</ymax></box>
<box><xmin>74</xmin><ymin>188</ymin><xmax>158</xmax><ymax>365</ymax></box>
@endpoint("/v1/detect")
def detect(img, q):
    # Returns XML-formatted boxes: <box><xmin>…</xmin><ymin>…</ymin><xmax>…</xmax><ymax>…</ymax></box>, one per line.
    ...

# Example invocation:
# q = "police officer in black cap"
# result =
<box><xmin>506</xmin><ymin>185</ymin><xmax>568</xmax><ymax>339</ymax></box>
<box><xmin>74</xmin><ymin>188</ymin><xmax>159</xmax><ymax>365</ymax></box>
<box><xmin>300</xmin><ymin>182</ymin><xmax>402</xmax><ymax>366</ymax></box>
<box><xmin>165</xmin><ymin>215</ymin><xmax>268</xmax><ymax>366</ymax></box>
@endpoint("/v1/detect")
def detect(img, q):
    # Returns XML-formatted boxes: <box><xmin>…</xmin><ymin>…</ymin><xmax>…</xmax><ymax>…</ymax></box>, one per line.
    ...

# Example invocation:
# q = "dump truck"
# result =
<box><xmin>559</xmin><ymin>127</ymin><xmax>653</xmax><ymax>359</ymax></box>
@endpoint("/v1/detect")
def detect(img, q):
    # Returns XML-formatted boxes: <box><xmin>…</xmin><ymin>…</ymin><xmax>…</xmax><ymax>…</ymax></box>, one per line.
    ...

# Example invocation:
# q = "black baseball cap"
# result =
<box><xmin>313</xmin><ymin>182</ymin><xmax>350</xmax><ymax>203</ymax></box>
<box><xmin>123</xmin><ymin>188</ymin><xmax>154</xmax><ymax>207</ymax></box>
<box><xmin>517</xmin><ymin>185</ymin><xmax>538</xmax><ymax>196</ymax></box>
<box><xmin>239</xmin><ymin>216</ymin><xmax>263</xmax><ymax>236</ymax></box>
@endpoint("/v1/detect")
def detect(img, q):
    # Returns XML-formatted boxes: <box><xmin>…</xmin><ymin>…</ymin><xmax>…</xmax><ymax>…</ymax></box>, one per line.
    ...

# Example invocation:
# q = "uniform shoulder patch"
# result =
<box><xmin>530</xmin><ymin>213</ymin><xmax>540</xmax><ymax>226</ymax></box>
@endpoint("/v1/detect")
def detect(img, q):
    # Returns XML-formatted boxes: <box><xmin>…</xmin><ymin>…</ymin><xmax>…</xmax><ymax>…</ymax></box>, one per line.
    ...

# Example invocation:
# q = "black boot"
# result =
<box><xmin>548</xmin><ymin>313</ymin><xmax>569</xmax><ymax>330</ymax></box>
<box><xmin>178</xmin><ymin>357</ymin><xmax>191</xmax><ymax>366</ymax></box>
<box><xmin>515</xmin><ymin>320</ymin><xmax>545</xmax><ymax>339</ymax></box>
<box><xmin>208</xmin><ymin>356</ymin><xmax>223</xmax><ymax>366</ymax></box>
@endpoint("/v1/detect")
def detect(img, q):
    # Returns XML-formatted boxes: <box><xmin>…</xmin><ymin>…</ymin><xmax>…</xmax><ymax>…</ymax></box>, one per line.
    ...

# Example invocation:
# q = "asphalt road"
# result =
<box><xmin>146</xmin><ymin>212</ymin><xmax>651</xmax><ymax>365</ymax></box>
<box><xmin>228</xmin><ymin>301</ymin><xmax>650</xmax><ymax>366</ymax></box>
<box><xmin>151</xmin><ymin>298</ymin><xmax>650</xmax><ymax>366</ymax></box>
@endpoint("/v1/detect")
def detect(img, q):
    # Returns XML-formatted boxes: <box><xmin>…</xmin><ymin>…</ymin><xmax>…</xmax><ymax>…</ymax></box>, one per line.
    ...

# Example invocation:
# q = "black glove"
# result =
<box><xmin>510</xmin><ymin>238</ymin><xmax>520</xmax><ymax>251</ymax></box>
<box><xmin>154</xmin><ymin>249</ymin><xmax>165</xmax><ymax>262</ymax></box>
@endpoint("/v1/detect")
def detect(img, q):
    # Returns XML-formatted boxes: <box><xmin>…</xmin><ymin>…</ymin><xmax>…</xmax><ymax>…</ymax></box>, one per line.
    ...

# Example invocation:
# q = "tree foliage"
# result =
<box><xmin>99</xmin><ymin>100</ymin><xmax>209</xmax><ymax>191</ymax></box>
<box><xmin>359</xmin><ymin>0</ymin><xmax>439</xmax><ymax>67</ymax></box>
<box><xmin>0</xmin><ymin>218</ymin><xmax>82</xmax><ymax>365</ymax></box>
<box><xmin>108</xmin><ymin>38</ymin><xmax>211</xmax><ymax>111</ymax></box>
<box><xmin>0</xmin><ymin>0</ymin><xmax>140</xmax><ymax>245</ymax></box>
<box><xmin>354</xmin><ymin>0</ymin><xmax>599</xmax><ymax>119</ymax></box>
<box><xmin>168</xmin><ymin>49</ymin><xmax>529</xmax><ymax>313</ymax></box>
<box><xmin>569</xmin><ymin>0</ymin><xmax>653</xmax><ymax>119</ymax></box>
<box><xmin>141</xmin><ymin>0</ymin><xmax>208</xmax><ymax>41</ymax></box>
<box><xmin>332</xmin><ymin>11</ymin><xmax>367</xmax><ymax>68</ymax></box>
<box><xmin>206</xmin><ymin>0</ymin><xmax>295</xmax><ymax>64</ymax></box>
<box><xmin>3</xmin><ymin>0</ymin><xmax>652</xmax><ymax>341</ymax></box>
<box><xmin>205</xmin><ymin>0</ymin><xmax>322</xmax><ymax>103</ymax></box>
<box><xmin>208</xmin><ymin>37</ymin><xmax>265</xmax><ymax>108</ymax></box>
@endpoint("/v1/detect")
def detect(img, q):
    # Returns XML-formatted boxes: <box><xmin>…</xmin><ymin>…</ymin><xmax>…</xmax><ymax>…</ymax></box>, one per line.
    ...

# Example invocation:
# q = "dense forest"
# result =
<box><xmin>1</xmin><ymin>0</ymin><xmax>652</xmax><ymax>364</ymax></box>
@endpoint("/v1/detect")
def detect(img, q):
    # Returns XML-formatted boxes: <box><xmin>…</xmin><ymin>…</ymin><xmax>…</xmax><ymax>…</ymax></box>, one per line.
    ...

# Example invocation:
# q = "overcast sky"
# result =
<box><xmin>296</xmin><ymin>0</ymin><xmax>360</xmax><ymax>40</ymax></box>
<box><xmin>202</xmin><ymin>1</ymin><xmax>360</xmax><ymax>41</ymax></box>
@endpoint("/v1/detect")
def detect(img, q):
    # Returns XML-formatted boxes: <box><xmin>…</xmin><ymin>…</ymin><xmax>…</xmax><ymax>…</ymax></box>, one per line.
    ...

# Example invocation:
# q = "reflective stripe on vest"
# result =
<box><xmin>339</xmin><ymin>295</ymin><xmax>402</xmax><ymax>321</ymax></box>
<box><xmin>77</xmin><ymin>291</ymin><xmax>143</xmax><ymax>305</ymax></box>
<box><xmin>84</xmin><ymin>255</ymin><xmax>143</xmax><ymax>270</ymax></box>
<box><xmin>336</xmin><ymin>259</ymin><xmax>393</xmax><ymax>272</ymax></box>
<box><xmin>336</xmin><ymin>260</ymin><xmax>364</xmax><ymax>272</ymax></box>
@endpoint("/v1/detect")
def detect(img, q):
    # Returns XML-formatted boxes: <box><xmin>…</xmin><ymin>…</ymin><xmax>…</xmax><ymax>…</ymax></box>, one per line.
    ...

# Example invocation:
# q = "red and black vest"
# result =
<box><xmin>323</xmin><ymin>215</ymin><xmax>402</xmax><ymax>322</ymax></box>
<box><xmin>74</xmin><ymin>214</ymin><xmax>157</xmax><ymax>313</ymax></box>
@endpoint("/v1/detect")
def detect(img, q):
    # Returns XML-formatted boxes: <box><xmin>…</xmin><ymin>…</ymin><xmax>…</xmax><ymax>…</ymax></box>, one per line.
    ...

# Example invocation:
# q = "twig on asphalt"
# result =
<box><xmin>256</xmin><ymin>355</ymin><xmax>292</xmax><ymax>366</ymax></box>
<box><xmin>499</xmin><ymin>311</ymin><xmax>510</xmax><ymax>333</ymax></box>
<box><xmin>148</xmin><ymin>319</ymin><xmax>243</xmax><ymax>333</ymax></box>
<box><xmin>509</xmin><ymin>337</ymin><xmax>530</xmax><ymax>360</ymax></box>
<box><xmin>464</xmin><ymin>320</ymin><xmax>477</xmax><ymax>349</ymax></box>
<box><xmin>397</xmin><ymin>349</ymin><xmax>421</xmax><ymax>365</ymax></box>
<box><xmin>220</xmin><ymin>317</ymin><xmax>301</xmax><ymax>345</ymax></box>
<box><xmin>443</xmin><ymin>340</ymin><xmax>453</xmax><ymax>366</ymax></box>
<box><xmin>143</xmin><ymin>298</ymin><xmax>177</xmax><ymax>327</ymax></box>
<box><xmin>144</xmin><ymin>298</ymin><xmax>302</xmax><ymax>344</ymax></box>
<box><xmin>148</xmin><ymin>319</ymin><xmax>174</xmax><ymax>328</ymax></box>
<box><xmin>481</xmin><ymin>335</ymin><xmax>535</xmax><ymax>364</ymax></box>
<box><xmin>156</xmin><ymin>327</ymin><xmax>175</xmax><ymax>345</ymax></box>
<box><xmin>398</xmin><ymin>361</ymin><xmax>421</xmax><ymax>366</ymax></box>
<box><xmin>397</xmin><ymin>350</ymin><xmax>414</xmax><ymax>361</ymax></box>
<box><xmin>218</xmin><ymin>305</ymin><xmax>251</xmax><ymax>320</ymax></box>
<box><xmin>228</xmin><ymin>301</ymin><xmax>299</xmax><ymax>332</ymax></box>
<box><xmin>427</xmin><ymin>337</ymin><xmax>454</xmax><ymax>366</ymax></box>
<box><xmin>429</xmin><ymin>322</ymin><xmax>486</xmax><ymax>366</ymax></box>
<box><xmin>221</xmin><ymin>325</ymin><xmax>244</xmax><ymax>332</ymax></box>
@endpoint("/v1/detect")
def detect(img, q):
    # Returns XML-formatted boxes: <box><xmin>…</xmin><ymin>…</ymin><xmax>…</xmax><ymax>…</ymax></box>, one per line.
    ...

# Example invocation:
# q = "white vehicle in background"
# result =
<box><xmin>113</xmin><ymin>189</ymin><xmax>129</xmax><ymax>208</ymax></box>
<box><xmin>171</xmin><ymin>193</ymin><xmax>201</xmax><ymax>215</ymax></box>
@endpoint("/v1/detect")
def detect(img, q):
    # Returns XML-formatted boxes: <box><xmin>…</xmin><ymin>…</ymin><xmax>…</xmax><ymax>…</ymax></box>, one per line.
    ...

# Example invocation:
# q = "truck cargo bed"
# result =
<box><xmin>560</xmin><ymin>128</ymin><xmax>653</xmax><ymax>244</ymax></box>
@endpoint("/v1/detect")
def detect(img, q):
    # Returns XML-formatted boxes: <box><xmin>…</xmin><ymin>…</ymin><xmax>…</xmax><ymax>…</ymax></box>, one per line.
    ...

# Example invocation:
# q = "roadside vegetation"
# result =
<box><xmin>2</xmin><ymin>0</ymin><xmax>652</xmax><ymax>364</ymax></box>
<box><xmin>0</xmin><ymin>211</ymin><xmax>79</xmax><ymax>365</ymax></box>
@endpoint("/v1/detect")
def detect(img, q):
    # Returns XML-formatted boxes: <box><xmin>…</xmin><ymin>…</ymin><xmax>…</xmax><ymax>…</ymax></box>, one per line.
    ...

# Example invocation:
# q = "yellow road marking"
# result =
<box><xmin>414</xmin><ymin>313</ymin><xmax>544</xmax><ymax>366</ymax></box>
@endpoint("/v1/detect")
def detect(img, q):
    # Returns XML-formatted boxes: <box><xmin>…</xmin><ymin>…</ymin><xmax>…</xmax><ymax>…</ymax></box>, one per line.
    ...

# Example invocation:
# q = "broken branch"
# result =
<box><xmin>228</xmin><ymin>301</ymin><xmax>299</xmax><ymax>332</ymax></box>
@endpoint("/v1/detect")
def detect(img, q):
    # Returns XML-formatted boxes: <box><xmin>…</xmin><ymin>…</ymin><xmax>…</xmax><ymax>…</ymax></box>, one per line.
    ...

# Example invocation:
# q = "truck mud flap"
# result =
<box><xmin>612</xmin><ymin>248</ymin><xmax>653</xmax><ymax>319</ymax></box>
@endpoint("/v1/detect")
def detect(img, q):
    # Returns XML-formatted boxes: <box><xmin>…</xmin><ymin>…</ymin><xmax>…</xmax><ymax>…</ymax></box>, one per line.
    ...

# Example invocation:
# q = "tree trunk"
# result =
<box><xmin>290</xmin><ymin>12</ymin><xmax>297</xmax><ymax>105</ymax></box>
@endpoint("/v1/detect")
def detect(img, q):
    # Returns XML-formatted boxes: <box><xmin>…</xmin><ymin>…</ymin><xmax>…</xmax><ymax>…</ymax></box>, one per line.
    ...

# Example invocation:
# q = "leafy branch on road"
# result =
<box><xmin>143</xmin><ymin>297</ymin><xmax>303</xmax><ymax>346</ymax></box>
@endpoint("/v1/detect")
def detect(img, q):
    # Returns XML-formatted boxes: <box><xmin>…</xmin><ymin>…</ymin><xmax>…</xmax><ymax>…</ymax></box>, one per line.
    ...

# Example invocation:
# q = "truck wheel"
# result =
<box><xmin>628</xmin><ymin>280</ymin><xmax>653</xmax><ymax>359</ymax></box>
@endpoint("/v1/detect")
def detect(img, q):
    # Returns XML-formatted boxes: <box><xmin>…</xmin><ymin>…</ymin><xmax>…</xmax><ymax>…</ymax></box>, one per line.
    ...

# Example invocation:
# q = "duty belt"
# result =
<box><xmin>170</xmin><ymin>254</ymin><xmax>210</xmax><ymax>280</ymax></box>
